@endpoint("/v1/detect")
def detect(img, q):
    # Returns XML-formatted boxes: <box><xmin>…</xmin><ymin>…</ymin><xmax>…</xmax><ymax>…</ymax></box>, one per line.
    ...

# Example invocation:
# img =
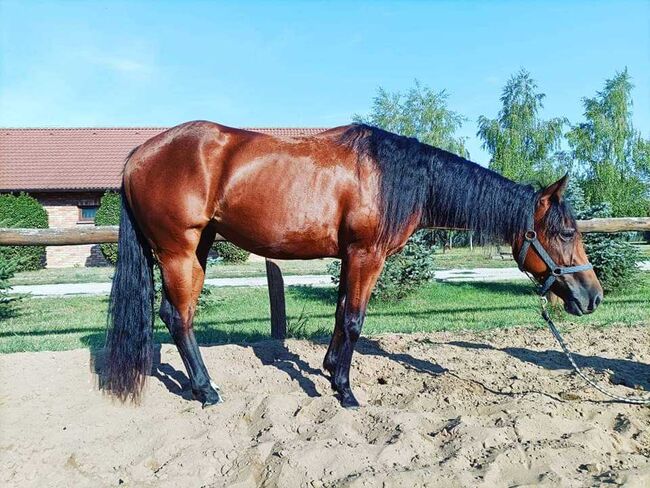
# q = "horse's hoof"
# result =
<box><xmin>202</xmin><ymin>395</ymin><xmax>224</xmax><ymax>409</ymax></box>
<box><xmin>193</xmin><ymin>386</ymin><xmax>223</xmax><ymax>407</ymax></box>
<box><xmin>339</xmin><ymin>392</ymin><xmax>360</xmax><ymax>409</ymax></box>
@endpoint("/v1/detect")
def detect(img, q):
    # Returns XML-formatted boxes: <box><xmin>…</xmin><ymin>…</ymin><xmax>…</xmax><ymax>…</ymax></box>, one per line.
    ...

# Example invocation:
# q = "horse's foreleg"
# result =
<box><xmin>323</xmin><ymin>260</ymin><xmax>347</xmax><ymax>378</ymax></box>
<box><xmin>158</xmin><ymin>229</ymin><xmax>221</xmax><ymax>407</ymax></box>
<box><xmin>332</xmin><ymin>248</ymin><xmax>385</xmax><ymax>408</ymax></box>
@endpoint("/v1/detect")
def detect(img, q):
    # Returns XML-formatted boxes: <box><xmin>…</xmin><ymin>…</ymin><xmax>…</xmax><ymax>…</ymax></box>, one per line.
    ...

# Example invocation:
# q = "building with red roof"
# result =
<box><xmin>0</xmin><ymin>127</ymin><xmax>326</xmax><ymax>267</ymax></box>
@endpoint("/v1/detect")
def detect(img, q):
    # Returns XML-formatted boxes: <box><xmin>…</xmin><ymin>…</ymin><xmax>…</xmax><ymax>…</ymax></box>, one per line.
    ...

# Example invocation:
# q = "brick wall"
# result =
<box><xmin>33</xmin><ymin>191</ymin><xmax>111</xmax><ymax>268</ymax></box>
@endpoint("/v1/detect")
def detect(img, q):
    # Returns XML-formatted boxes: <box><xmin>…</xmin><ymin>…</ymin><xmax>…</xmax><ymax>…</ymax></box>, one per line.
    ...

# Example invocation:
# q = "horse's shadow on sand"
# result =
<box><xmin>447</xmin><ymin>340</ymin><xmax>650</xmax><ymax>391</ymax></box>
<box><xmin>91</xmin><ymin>341</ymin><xmax>329</xmax><ymax>401</ymax></box>
<box><xmin>89</xmin><ymin>345</ymin><xmax>194</xmax><ymax>400</ymax></box>
<box><xmin>90</xmin><ymin>336</ymin><xmax>649</xmax><ymax>403</ymax></box>
<box><xmin>89</xmin><ymin>337</ymin><xmax>450</xmax><ymax>402</ymax></box>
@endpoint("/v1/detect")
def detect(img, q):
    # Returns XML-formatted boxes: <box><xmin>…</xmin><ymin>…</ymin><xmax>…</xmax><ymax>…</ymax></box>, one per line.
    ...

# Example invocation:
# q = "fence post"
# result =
<box><xmin>265</xmin><ymin>258</ymin><xmax>287</xmax><ymax>339</ymax></box>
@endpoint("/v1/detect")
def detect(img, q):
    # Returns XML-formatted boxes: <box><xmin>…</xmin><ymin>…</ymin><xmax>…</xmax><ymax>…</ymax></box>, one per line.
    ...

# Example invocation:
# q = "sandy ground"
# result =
<box><xmin>1</xmin><ymin>326</ymin><xmax>649</xmax><ymax>487</ymax></box>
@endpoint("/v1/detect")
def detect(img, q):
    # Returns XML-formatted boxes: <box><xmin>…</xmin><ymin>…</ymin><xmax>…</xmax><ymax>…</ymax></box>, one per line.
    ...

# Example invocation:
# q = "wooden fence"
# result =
<box><xmin>0</xmin><ymin>226</ymin><xmax>290</xmax><ymax>338</ymax></box>
<box><xmin>1</xmin><ymin>217</ymin><xmax>649</xmax><ymax>339</ymax></box>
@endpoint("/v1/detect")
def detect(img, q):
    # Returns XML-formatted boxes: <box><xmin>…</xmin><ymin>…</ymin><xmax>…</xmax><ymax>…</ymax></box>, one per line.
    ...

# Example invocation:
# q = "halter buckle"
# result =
<box><xmin>539</xmin><ymin>295</ymin><xmax>548</xmax><ymax>309</ymax></box>
<box><xmin>524</xmin><ymin>230</ymin><xmax>537</xmax><ymax>241</ymax></box>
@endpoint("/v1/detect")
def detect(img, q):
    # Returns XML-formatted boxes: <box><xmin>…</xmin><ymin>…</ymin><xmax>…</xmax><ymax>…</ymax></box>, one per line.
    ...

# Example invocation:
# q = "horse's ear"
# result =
<box><xmin>540</xmin><ymin>173</ymin><xmax>569</xmax><ymax>206</ymax></box>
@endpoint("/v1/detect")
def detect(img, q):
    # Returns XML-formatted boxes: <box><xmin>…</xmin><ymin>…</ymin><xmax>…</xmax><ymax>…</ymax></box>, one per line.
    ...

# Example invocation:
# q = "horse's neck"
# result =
<box><xmin>420</xmin><ymin>162</ymin><xmax>535</xmax><ymax>245</ymax></box>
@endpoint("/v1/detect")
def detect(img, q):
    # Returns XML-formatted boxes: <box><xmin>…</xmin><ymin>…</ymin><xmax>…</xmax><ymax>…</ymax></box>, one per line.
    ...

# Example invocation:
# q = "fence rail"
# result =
<box><xmin>0</xmin><ymin>217</ymin><xmax>648</xmax><ymax>247</ymax></box>
<box><xmin>1</xmin><ymin>217</ymin><xmax>648</xmax><ymax>340</ymax></box>
<box><xmin>573</xmin><ymin>217</ymin><xmax>650</xmax><ymax>233</ymax></box>
<box><xmin>0</xmin><ymin>226</ymin><xmax>227</xmax><ymax>246</ymax></box>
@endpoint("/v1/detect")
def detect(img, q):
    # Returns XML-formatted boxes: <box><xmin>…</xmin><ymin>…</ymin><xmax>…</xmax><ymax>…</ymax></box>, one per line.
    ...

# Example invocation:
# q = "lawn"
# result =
<box><xmin>1</xmin><ymin>273</ymin><xmax>648</xmax><ymax>354</ymax></box>
<box><xmin>10</xmin><ymin>258</ymin><xmax>335</xmax><ymax>286</ymax></box>
<box><xmin>432</xmin><ymin>245</ymin><xmax>515</xmax><ymax>269</ymax></box>
<box><xmin>10</xmin><ymin>247</ymin><xmax>515</xmax><ymax>286</ymax></box>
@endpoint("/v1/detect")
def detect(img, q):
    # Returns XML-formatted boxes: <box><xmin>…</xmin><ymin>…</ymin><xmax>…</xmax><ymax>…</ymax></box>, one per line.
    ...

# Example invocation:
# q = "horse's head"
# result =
<box><xmin>513</xmin><ymin>174</ymin><xmax>604</xmax><ymax>316</ymax></box>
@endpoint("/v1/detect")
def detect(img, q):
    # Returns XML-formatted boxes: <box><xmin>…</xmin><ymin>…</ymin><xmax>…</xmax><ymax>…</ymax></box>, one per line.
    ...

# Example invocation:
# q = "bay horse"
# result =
<box><xmin>104</xmin><ymin>121</ymin><xmax>603</xmax><ymax>408</ymax></box>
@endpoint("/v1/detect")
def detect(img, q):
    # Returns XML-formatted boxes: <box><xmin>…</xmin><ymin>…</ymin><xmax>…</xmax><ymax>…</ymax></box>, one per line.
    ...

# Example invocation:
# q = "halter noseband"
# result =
<box><xmin>516</xmin><ymin>230</ymin><xmax>593</xmax><ymax>295</ymax></box>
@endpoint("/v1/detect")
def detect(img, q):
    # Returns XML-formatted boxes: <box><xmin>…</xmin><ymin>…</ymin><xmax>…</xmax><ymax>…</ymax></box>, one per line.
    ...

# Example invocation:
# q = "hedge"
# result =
<box><xmin>95</xmin><ymin>191</ymin><xmax>121</xmax><ymax>265</ymax></box>
<box><xmin>213</xmin><ymin>241</ymin><xmax>250</xmax><ymax>263</ymax></box>
<box><xmin>0</xmin><ymin>192</ymin><xmax>48</xmax><ymax>271</ymax></box>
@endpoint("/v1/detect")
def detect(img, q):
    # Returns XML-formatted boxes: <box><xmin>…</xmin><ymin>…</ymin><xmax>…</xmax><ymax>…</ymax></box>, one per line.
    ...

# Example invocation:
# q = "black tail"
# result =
<box><xmin>103</xmin><ymin>188</ymin><xmax>154</xmax><ymax>402</ymax></box>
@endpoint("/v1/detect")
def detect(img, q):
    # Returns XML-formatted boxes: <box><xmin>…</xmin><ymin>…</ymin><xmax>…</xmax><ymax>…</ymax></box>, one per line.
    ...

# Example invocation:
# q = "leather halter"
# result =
<box><xmin>517</xmin><ymin>230</ymin><xmax>593</xmax><ymax>295</ymax></box>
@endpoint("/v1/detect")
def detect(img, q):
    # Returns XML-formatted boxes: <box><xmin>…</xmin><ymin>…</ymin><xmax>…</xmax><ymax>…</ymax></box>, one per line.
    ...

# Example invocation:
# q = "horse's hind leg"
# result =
<box><xmin>158</xmin><ymin>227</ymin><xmax>222</xmax><ymax>407</ymax></box>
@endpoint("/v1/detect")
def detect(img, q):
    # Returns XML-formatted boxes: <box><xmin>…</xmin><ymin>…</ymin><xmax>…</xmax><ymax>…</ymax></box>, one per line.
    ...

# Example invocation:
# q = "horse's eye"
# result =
<box><xmin>560</xmin><ymin>229</ymin><xmax>576</xmax><ymax>241</ymax></box>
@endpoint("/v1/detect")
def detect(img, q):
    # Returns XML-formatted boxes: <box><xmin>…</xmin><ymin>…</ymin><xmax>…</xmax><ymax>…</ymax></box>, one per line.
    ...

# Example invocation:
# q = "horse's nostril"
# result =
<box><xmin>589</xmin><ymin>293</ymin><xmax>603</xmax><ymax>311</ymax></box>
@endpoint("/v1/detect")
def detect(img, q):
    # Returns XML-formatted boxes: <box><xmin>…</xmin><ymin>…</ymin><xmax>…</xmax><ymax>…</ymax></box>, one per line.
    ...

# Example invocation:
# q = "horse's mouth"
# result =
<box><xmin>564</xmin><ymin>299</ymin><xmax>586</xmax><ymax>316</ymax></box>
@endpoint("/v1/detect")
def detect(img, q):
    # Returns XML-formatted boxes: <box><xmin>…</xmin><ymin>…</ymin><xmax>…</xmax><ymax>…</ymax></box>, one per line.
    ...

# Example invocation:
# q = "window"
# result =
<box><xmin>79</xmin><ymin>206</ymin><xmax>98</xmax><ymax>223</ymax></box>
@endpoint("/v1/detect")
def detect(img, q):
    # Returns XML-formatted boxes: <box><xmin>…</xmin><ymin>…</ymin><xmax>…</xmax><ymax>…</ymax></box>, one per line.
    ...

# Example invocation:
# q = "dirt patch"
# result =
<box><xmin>1</xmin><ymin>326</ymin><xmax>649</xmax><ymax>487</ymax></box>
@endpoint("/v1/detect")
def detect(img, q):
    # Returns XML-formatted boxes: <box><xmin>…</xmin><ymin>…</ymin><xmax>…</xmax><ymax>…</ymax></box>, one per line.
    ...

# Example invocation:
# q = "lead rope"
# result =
<box><xmin>535</xmin><ymin>291</ymin><xmax>650</xmax><ymax>405</ymax></box>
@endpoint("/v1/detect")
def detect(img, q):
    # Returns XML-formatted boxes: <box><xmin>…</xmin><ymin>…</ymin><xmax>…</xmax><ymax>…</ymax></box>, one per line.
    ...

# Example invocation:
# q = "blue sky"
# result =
<box><xmin>1</xmin><ymin>0</ymin><xmax>648</xmax><ymax>165</ymax></box>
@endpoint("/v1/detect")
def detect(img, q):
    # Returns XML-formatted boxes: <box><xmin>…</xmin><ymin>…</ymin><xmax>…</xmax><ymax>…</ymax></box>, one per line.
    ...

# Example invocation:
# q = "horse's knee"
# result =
<box><xmin>345</xmin><ymin>315</ymin><xmax>363</xmax><ymax>343</ymax></box>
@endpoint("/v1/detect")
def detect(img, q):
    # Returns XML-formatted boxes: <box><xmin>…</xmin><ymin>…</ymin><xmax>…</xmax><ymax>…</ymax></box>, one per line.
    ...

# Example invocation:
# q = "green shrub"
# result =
<box><xmin>327</xmin><ymin>230</ymin><xmax>436</xmax><ymax>301</ymax></box>
<box><xmin>585</xmin><ymin>235</ymin><xmax>640</xmax><ymax>292</ymax></box>
<box><xmin>0</xmin><ymin>216</ymin><xmax>22</xmax><ymax>317</ymax></box>
<box><xmin>567</xmin><ymin>182</ymin><xmax>641</xmax><ymax>291</ymax></box>
<box><xmin>580</xmin><ymin>203</ymin><xmax>640</xmax><ymax>292</ymax></box>
<box><xmin>0</xmin><ymin>193</ymin><xmax>48</xmax><ymax>271</ymax></box>
<box><xmin>0</xmin><ymin>253</ymin><xmax>20</xmax><ymax>318</ymax></box>
<box><xmin>95</xmin><ymin>191</ymin><xmax>121</xmax><ymax>264</ymax></box>
<box><xmin>213</xmin><ymin>241</ymin><xmax>250</xmax><ymax>263</ymax></box>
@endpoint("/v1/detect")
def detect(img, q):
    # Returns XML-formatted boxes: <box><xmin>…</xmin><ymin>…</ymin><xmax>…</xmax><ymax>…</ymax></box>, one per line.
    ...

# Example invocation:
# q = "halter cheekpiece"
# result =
<box><xmin>516</xmin><ymin>229</ymin><xmax>593</xmax><ymax>295</ymax></box>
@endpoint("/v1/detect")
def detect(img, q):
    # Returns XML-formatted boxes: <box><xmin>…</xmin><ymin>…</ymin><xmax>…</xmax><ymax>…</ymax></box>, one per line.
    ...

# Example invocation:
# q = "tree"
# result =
<box><xmin>566</xmin><ymin>69</ymin><xmax>649</xmax><ymax>217</ymax></box>
<box><xmin>354</xmin><ymin>80</ymin><xmax>468</xmax><ymax>157</ymax></box>
<box><xmin>477</xmin><ymin>69</ymin><xmax>565</xmax><ymax>184</ymax></box>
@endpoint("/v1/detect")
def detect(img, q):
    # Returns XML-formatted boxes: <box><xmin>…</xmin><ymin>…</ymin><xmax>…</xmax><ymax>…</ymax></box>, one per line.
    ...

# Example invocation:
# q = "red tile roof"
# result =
<box><xmin>0</xmin><ymin>127</ymin><xmax>328</xmax><ymax>192</ymax></box>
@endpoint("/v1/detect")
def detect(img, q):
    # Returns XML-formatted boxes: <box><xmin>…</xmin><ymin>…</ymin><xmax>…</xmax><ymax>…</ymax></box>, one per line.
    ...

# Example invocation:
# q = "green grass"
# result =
<box><xmin>10</xmin><ymin>258</ymin><xmax>334</xmax><ymax>286</ymax></box>
<box><xmin>2</xmin><ymin>273</ymin><xmax>648</xmax><ymax>354</ymax></box>
<box><xmin>11</xmin><ymin>266</ymin><xmax>116</xmax><ymax>286</ymax></box>
<box><xmin>10</xmin><ymin>248</ymin><xmax>515</xmax><ymax>287</ymax></box>
<box><xmin>9</xmin><ymin>241</ymin><xmax>649</xmax><ymax>288</ymax></box>
<box><xmin>433</xmin><ymin>246</ymin><xmax>515</xmax><ymax>269</ymax></box>
<box><xmin>204</xmin><ymin>259</ymin><xmax>334</xmax><ymax>279</ymax></box>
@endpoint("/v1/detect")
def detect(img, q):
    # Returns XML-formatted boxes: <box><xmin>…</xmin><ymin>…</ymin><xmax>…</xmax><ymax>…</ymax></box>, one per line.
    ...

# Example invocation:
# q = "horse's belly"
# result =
<box><xmin>211</xmin><ymin>155</ymin><xmax>355</xmax><ymax>259</ymax></box>
<box><xmin>214</xmin><ymin>185</ymin><xmax>343</xmax><ymax>259</ymax></box>
<box><xmin>215</xmin><ymin>211</ymin><xmax>340</xmax><ymax>259</ymax></box>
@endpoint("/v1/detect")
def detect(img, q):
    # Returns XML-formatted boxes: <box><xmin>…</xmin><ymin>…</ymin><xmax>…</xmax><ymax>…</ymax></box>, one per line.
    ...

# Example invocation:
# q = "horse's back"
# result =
<box><xmin>207</xmin><ymin>125</ymin><xmax>367</xmax><ymax>258</ymax></box>
<box><xmin>123</xmin><ymin>121</ymin><xmax>380</xmax><ymax>259</ymax></box>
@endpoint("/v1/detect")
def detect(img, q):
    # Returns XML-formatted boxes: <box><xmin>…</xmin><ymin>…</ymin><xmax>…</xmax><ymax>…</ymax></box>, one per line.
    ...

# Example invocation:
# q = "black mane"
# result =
<box><xmin>339</xmin><ymin>124</ymin><xmax>539</xmax><ymax>244</ymax></box>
